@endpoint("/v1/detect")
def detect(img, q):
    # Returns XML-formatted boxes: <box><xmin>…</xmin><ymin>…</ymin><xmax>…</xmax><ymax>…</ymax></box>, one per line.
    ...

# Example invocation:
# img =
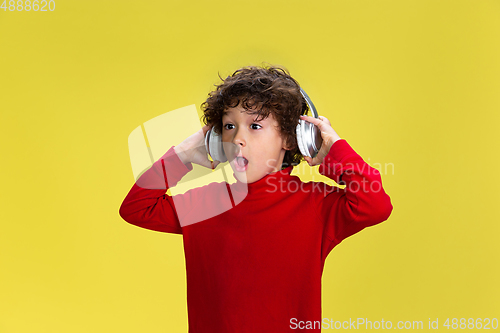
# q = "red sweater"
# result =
<box><xmin>119</xmin><ymin>139</ymin><xmax>393</xmax><ymax>332</ymax></box>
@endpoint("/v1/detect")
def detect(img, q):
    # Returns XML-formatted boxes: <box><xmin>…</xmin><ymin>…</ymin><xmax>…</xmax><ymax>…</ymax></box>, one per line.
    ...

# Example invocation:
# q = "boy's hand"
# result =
<box><xmin>299</xmin><ymin>115</ymin><xmax>341</xmax><ymax>166</ymax></box>
<box><xmin>174</xmin><ymin>125</ymin><xmax>220</xmax><ymax>170</ymax></box>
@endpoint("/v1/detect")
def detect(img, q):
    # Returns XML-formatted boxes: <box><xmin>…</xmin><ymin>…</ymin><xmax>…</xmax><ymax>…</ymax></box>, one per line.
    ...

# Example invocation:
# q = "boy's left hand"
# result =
<box><xmin>299</xmin><ymin>115</ymin><xmax>341</xmax><ymax>166</ymax></box>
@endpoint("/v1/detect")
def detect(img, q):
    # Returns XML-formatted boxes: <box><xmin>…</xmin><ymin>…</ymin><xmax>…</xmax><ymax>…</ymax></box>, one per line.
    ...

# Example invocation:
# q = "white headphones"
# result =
<box><xmin>204</xmin><ymin>87</ymin><xmax>323</xmax><ymax>162</ymax></box>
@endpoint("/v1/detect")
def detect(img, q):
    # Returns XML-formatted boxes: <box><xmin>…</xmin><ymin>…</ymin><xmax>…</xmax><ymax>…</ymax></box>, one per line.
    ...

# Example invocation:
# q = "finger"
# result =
<box><xmin>205</xmin><ymin>158</ymin><xmax>222</xmax><ymax>170</ymax></box>
<box><xmin>302</xmin><ymin>114</ymin><xmax>329</xmax><ymax>120</ymax></box>
<box><xmin>212</xmin><ymin>160</ymin><xmax>221</xmax><ymax>169</ymax></box>
<box><xmin>201</xmin><ymin>124</ymin><xmax>212</xmax><ymax>136</ymax></box>
<box><xmin>307</xmin><ymin>154</ymin><xmax>319</xmax><ymax>166</ymax></box>
<box><xmin>318</xmin><ymin>116</ymin><xmax>331</xmax><ymax>126</ymax></box>
<box><xmin>302</xmin><ymin>114</ymin><xmax>331</xmax><ymax>124</ymax></box>
<box><xmin>310</xmin><ymin>156</ymin><xmax>321</xmax><ymax>166</ymax></box>
<box><xmin>311</xmin><ymin>146</ymin><xmax>329</xmax><ymax>166</ymax></box>
<box><xmin>199</xmin><ymin>157</ymin><xmax>215</xmax><ymax>169</ymax></box>
<box><xmin>299</xmin><ymin>115</ymin><xmax>328</xmax><ymax>129</ymax></box>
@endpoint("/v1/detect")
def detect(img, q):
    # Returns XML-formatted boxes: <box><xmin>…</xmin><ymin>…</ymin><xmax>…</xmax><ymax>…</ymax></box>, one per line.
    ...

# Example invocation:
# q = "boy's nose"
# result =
<box><xmin>233</xmin><ymin>129</ymin><xmax>246</xmax><ymax>147</ymax></box>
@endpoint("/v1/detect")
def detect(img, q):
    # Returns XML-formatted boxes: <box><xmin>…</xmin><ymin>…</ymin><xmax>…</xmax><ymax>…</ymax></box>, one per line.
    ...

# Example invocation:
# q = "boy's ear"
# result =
<box><xmin>282</xmin><ymin>137</ymin><xmax>293</xmax><ymax>151</ymax></box>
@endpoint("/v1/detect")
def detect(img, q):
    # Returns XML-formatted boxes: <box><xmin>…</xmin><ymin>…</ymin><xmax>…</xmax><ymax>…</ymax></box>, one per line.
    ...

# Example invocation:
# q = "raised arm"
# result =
<box><xmin>119</xmin><ymin>146</ymin><xmax>192</xmax><ymax>234</ymax></box>
<box><xmin>119</xmin><ymin>125</ymin><xmax>219</xmax><ymax>234</ymax></box>
<box><xmin>315</xmin><ymin>139</ymin><xmax>393</xmax><ymax>247</ymax></box>
<box><xmin>299</xmin><ymin>115</ymin><xmax>393</xmax><ymax>254</ymax></box>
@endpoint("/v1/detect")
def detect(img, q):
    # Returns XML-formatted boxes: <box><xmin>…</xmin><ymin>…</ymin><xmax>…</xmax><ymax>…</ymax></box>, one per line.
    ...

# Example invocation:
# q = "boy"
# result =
<box><xmin>119</xmin><ymin>65</ymin><xmax>393</xmax><ymax>332</ymax></box>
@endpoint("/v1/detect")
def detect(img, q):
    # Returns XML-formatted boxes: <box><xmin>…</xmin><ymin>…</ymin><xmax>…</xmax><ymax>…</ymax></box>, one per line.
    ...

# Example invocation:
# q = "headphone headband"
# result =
<box><xmin>299</xmin><ymin>87</ymin><xmax>319</xmax><ymax>119</ymax></box>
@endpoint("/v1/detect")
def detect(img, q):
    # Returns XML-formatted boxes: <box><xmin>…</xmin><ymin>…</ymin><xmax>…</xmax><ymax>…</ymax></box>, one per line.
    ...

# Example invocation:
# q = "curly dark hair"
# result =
<box><xmin>201</xmin><ymin>64</ymin><xmax>308</xmax><ymax>169</ymax></box>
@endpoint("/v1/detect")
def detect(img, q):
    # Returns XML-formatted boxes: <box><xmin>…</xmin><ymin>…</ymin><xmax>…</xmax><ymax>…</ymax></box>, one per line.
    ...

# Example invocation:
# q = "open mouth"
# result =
<box><xmin>234</xmin><ymin>156</ymin><xmax>249</xmax><ymax>171</ymax></box>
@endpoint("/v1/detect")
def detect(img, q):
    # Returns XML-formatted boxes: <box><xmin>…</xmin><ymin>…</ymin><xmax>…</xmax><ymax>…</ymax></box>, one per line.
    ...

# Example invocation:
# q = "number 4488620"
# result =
<box><xmin>1</xmin><ymin>0</ymin><xmax>55</xmax><ymax>11</ymax></box>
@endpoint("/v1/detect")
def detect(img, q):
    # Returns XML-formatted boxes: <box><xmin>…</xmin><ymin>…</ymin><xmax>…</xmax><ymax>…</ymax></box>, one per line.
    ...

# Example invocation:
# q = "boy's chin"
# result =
<box><xmin>234</xmin><ymin>175</ymin><xmax>249</xmax><ymax>183</ymax></box>
<box><xmin>231</xmin><ymin>168</ymin><xmax>249</xmax><ymax>183</ymax></box>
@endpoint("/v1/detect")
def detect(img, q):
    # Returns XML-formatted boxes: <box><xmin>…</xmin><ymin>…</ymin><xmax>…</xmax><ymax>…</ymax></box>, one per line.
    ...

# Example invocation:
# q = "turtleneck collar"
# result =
<box><xmin>229</xmin><ymin>166</ymin><xmax>294</xmax><ymax>199</ymax></box>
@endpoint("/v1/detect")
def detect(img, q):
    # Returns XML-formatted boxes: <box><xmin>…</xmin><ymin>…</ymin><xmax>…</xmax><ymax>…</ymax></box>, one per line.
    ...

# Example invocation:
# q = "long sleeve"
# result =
<box><xmin>119</xmin><ymin>146</ymin><xmax>193</xmax><ymax>234</ymax></box>
<box><xmin>313</xmin><ymin>139</ymin><xmax>393</xmax><ymax>255</ymax></box>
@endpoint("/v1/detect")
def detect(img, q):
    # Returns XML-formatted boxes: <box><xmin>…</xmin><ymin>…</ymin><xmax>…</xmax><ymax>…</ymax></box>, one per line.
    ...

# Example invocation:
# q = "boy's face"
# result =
<box><xmin>221</xmin><ymin>104</ymin><xmax>289</xmax><ymax>184</ymax></box>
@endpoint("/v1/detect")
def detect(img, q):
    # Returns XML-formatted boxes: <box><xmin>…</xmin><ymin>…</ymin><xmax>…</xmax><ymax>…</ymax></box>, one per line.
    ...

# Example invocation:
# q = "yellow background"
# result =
<box><xmin>1</xmin><ymin>0</ymin><xmax>499</xmax><ymax>332</ymax></box>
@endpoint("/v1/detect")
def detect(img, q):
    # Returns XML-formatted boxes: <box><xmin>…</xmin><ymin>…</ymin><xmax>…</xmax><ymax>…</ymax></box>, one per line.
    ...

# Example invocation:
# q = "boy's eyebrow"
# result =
<box><xmin>222</xmin><ymin>109</ymin><xmax>265</xmax><ymax>121</ymax></box>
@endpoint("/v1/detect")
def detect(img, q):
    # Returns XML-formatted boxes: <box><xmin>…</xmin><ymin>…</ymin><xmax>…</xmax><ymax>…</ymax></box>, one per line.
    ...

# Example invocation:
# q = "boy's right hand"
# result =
<box><xmin>174</xmin><ymin>125</ymin><xmax>220</xmax><ymax>170</ymax></box>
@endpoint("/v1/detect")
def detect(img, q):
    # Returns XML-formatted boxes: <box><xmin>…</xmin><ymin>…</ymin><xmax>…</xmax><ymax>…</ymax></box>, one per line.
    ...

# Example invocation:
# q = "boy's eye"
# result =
<box><xmin>250</xmin><ymin>124</ymin><xmax>262</xmax><ymax>130</ymax></box>
<box><xmin>224</xmin><ymin>124</ymin><xmax>235</xmax><ymax>130</ymax></box>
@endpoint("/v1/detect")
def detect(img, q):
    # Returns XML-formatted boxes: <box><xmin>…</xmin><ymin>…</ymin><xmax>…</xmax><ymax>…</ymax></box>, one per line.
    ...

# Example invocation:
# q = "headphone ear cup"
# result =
<box><xmin>311</xmin><ymin>123</ymin><xmax>323</xmax><ymax>157</ymax></box>
<box><xmin>296</xmin><ymin>119</ymin><xmax>323</xmax><ymax>159</ymax></box>
<box><xmin>297</xmin><ymin>88</ymin><xmax>324</xmax><ymax>159</ymax></box>
<box><xmin>205</xmin><ymin>128</ymin><xmax>227</xmax><ymax>162</ymax></box>
<box><xmin>296</xmin><ymin>120</ymin><xmax>310</xmax><ymax>158</ymax></box>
